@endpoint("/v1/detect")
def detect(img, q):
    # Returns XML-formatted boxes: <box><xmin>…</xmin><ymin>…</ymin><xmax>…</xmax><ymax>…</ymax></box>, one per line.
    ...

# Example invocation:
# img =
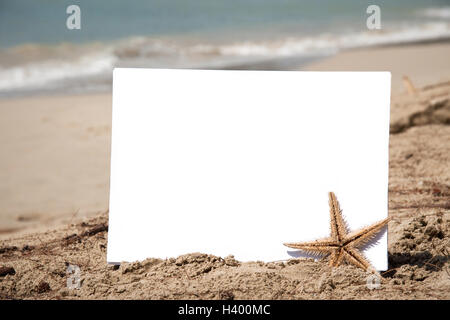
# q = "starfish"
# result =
<box><xmin>284</xmin><ymin>192</ymin><xmax>390</xmax><ymax>273</ymax></box>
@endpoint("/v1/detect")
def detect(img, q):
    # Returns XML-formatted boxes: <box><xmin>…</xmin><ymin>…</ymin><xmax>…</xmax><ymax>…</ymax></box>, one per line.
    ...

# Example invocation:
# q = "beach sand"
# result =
<box><xmin>0</xmin><ymin>42</ymin><xmax>449</xmax><ymax>299</ymax></box>
<box><xmin>302</xmin><ymin>41</ymin><xmax>450</xmax><ymax>94</ymax></box>
<box><xmin>0</xmin><ymin>94</ymin><xmax>112</xmax><ymax>237</ymax></box>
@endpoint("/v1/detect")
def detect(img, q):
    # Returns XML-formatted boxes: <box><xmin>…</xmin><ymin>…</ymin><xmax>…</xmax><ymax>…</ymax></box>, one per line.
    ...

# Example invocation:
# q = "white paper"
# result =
<box><xmin>107</xmin><ymin>69</ymin><xmax>391</xmax><ymax>270</ymax></box>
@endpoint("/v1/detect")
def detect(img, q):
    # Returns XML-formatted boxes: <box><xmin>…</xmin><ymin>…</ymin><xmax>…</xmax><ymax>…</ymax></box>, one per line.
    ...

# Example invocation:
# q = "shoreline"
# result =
<box><xmin>1</xmin><ymin>36</ymin><xmax>450</xmax><ymax>99</ymax></box>
<box><xmin>223</xmin><ymin>36</ymin><xmax>450</xmax><ymax>72</ymax></box>
<box><xmin>1</xmin><ymin>38</ymin><xmax>449</xmax><ymax>101</ymax></box>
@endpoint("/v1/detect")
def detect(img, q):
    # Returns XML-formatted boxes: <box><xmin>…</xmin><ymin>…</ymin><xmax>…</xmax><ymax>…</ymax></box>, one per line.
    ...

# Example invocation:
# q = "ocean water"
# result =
<box><xmin>0</xmin><ymin>0</ymin><xmax>449</xmax><ymax>96</ymax></box>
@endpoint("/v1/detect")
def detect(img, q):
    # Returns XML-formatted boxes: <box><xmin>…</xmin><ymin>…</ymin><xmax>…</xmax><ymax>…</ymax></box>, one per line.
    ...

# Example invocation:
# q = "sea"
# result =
<box><xmin>0</xmin><ymin>0</ymin><xmax>449</xmax><ymax>97</ymax></box>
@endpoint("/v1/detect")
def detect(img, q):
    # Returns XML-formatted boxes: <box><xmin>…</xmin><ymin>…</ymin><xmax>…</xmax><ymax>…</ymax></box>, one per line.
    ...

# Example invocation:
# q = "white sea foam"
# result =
<box><xmin>207</xmin><ymin>22</ymin><xmax>450</xmax><ymax>57</ymax></box>
<box><xmin>0</xmin><ymin>50</ymin><xmax>116</xmax><ymax>92</ymax></box>
<box><xmin>114</xmin><ymin>22</ymin><xmax>450</xmax><ymax>60</ymax></box>
<box><xmin>421</xmin><ymin>7</ymin><xmax>450</xmax><ymax>19</ymax></box>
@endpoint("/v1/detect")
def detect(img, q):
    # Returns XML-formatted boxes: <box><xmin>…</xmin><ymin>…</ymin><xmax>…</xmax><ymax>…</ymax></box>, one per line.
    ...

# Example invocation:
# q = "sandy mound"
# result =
<box><xmin>0</xmin><ymin>208</ymin><xmax>448</xmax><ymax>299</ymax></box>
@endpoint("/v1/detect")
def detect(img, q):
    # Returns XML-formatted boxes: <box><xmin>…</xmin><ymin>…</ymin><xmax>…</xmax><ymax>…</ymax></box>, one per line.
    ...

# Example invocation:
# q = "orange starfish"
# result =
<box><xmin>284</xmin><ymin>192</ymin><xmax>390</xmax><ymax>273</ymax></box>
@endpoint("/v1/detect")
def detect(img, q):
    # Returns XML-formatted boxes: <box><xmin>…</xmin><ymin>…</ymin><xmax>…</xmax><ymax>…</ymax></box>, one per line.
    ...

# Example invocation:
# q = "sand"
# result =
<box><xmin>302</xmin><ymin>41</ymin><xmax>450</xmax><ymax>94</ymax></box>
<box><xmin>0</xmin><ymin>94</ymin><xmax>112</xmax><ymax>237</ymax></box>
<box><xmin>0</xmin><ymin>42</ymin><xmax>449</xmax><ymax>299</ymax></box>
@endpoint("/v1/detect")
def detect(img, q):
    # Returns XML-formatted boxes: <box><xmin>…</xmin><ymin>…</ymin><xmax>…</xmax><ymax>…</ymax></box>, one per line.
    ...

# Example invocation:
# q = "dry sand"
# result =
<box><xmin>0</xmin><ymin>94</ymin><xmax>112</xmax><ymax>237</ymax></box>
<box><xmin>0</xmin><ymin>42</ymin><xmax>449</xmax><ymax>299</ymax></box>
<box><xmin>302</xmin><ymin>41</ymin><xmax>450</xmax><ymax>94</ymax></box>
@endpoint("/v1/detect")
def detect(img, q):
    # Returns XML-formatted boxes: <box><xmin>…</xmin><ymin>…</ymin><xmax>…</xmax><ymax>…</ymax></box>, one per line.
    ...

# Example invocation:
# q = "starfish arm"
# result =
<box><xmin>329</xmin><ymin>248</ymin><xmax>345</xmax><ymax>267</ymax></box>
<box><xmin>343</xmin><ymin>247</ymin><xmax>376</xmax><ymax>272</ymax></box>
<box><xmin>328</xmin><ymin>192</ymin><xmax>349</xmax><ymax>242</ymax></box>
<box><xmin>284</xmin><ymin>238</ymin><xmax>336</xmax><ymax>256</ymax></box>
<box><xmin>289</xmin><ymin>248</ymin><xmax>331</xmax><ymax>258</ymax></box>
<box><xmin>344</xmin><ymin>217</ymin><xmax>390</xmax><ymax>248</ymax></box>
<box><xmin>284</xmin><ymin>237</ymin><xmax>336</xmax><ymax>248</ymax></box>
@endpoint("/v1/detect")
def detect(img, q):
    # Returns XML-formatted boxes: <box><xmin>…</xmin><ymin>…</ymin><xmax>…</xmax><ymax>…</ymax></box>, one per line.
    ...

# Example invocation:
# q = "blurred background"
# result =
<box><xmin>1</xmin><ymin>0</ymin><xmax>450</xmax><ymax>97</ymax></box>
<box><xmin>0</xmin><ymin>0</ymin><xmax>449</xmax><ymax>236</ymax></box>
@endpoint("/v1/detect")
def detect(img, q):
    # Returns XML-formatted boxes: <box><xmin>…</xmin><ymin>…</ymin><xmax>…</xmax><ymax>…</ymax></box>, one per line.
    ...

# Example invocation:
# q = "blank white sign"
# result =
<box><xmin>107</xmin><ymin>69</ymin><xmax>391</xmax><ymax>270</ymax></box>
